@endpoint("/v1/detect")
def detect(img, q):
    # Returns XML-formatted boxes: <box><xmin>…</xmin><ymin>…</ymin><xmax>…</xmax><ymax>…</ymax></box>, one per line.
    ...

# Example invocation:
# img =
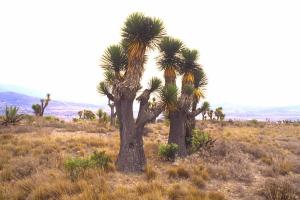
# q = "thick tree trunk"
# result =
<box><xmin>115</xmin><ymin>98</ymin><xmax>146</xmax><ymax>172</ymax></box>
<box><xmin>168</xmin><ymin>111</ymin><xmax>188</xmax><ymax>157</ymax></box>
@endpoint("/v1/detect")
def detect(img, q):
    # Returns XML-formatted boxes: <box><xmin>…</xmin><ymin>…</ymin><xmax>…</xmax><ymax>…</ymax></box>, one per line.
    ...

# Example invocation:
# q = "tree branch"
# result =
<box><xmin>105</xmin><ymin>92</ymin><xmax>114</xmax><ymax>102</ymax></box>
<box><xmin>188</xmin><ymin>107</ymin><xmax>203</xmax><ymax>117</ymax></box>
<box><xmin>136</xmin><ymin>103</ymin><xmax>164</xmax><ymax>128</ymax></box>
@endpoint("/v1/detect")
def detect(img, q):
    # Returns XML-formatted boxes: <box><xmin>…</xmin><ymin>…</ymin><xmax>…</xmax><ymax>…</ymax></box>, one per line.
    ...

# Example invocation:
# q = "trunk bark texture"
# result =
<box><xmin>168</xmin><ymin>110</ymin><xmax>188</xmax><ymax>157</ymax></box>
<box><xmin>115</xmin><ymin>98</ymin><xmax>146</xmax><ymax>172</ymax></box>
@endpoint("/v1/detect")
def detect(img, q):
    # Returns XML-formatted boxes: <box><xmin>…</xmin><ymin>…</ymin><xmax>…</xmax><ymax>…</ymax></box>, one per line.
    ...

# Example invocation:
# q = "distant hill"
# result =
<box><xmin>0</xmin><ymin>91</ymin><xmax>299</xmax><ymax>121</ymax></box>
<box><xmin>0</xmin><ymin>92</ymin><xmax>102</xmax><ymax>120</ymax></box>
<box><xmin>220</xmin><ymin>103</ymin><xmax>300</xmax><ymax>121</ymax></box>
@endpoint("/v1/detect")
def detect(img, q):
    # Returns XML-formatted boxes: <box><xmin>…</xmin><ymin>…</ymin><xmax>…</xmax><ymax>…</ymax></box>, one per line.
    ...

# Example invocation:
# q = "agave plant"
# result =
<box><xmin>1</xmin><ymin>106</ymin><xmax>24</xmax><ymax>126</ymax></box>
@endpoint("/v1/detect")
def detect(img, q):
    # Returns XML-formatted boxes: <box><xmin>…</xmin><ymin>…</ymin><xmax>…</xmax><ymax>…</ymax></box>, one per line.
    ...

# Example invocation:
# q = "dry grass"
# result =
<box><xmin>0</xmin><ymin>119</ymin><xmax>300</xmax><ymax>199</ymax></box>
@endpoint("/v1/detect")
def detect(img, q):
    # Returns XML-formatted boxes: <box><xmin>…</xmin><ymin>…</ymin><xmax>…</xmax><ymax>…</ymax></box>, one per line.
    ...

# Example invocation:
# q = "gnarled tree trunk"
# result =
<box><xmin>115</xmin><ymin>98</ymin><xmax>146</xmax><ymax>172</ymax></box>
<box><xmin>168</xmin><ymin>110</ymin><xmax>188</xmax><ymax>157</ymax></box>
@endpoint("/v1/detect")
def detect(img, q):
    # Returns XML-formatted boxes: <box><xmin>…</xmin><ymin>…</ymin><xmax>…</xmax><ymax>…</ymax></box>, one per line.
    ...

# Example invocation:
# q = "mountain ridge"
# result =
<box><xmin>0</xmin><ymin>91</ymin><xmax>103</xmax><ymax>119</ymax></box>
<box><xmin>0</xmin><ymin>91</ymin><xmax>299</xmax><ymax>121</ymax></box>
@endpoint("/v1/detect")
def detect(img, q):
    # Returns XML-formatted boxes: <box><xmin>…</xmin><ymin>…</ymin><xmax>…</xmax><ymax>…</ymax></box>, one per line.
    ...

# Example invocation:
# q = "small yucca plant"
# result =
<box><xmin>1</xmin><ymin>106</ymin><xmax>24</xmax><ymax>126</ymax></box>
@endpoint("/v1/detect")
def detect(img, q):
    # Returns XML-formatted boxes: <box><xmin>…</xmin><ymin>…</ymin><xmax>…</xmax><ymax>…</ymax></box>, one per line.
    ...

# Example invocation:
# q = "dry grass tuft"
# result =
<box><xmin>261</xmin><ymin>179</ymin><xmax>297</xmax><ymax>200</ymax></box>
<box><xmin>145</xmin><ymin>165</ymin><xmax>157</xmax><ymax>181</ymax></box>
<box><xmin>167</xmin><ymin>166</ymin><xmax>190</xmax><ymax>179</ymax></box>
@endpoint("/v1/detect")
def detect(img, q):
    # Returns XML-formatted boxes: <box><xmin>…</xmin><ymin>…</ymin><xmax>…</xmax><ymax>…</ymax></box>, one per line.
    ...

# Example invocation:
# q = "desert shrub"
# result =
<box><xmin>44</xmin><ymin>116</ymin><xmax>60</xmax><ymax>121</ymax></box>
<box><xmin>145</xmin><ymin>165</ymin><xmax>157</xmax><ymax>181</ymax></box>
<box><xmin>1</xmin><ymin>106</ymin><xmax>24</xmax><ymax>126</ymax></box>
<box><xmin>190</xmin><ymin>129</ymin><xmax>215</xmax><ymax>152</ymax></box>
<box><xmin>262</xmin><ymin>179</ymin><xmax>297</xmax><ymax>200</ymax></box>
<box><xmin>89</xmin><ymin>151</ymin><xmax>112</xmax><ymax>170</ymax></box>
<box><xmin>158</xmin><ymin>143</ymin><xmax>178</xmax><ymax>161</ymax></box>
<box><xmin>64</xmin><ymin>151</ymin><xmax>112</xmax><ymax>181</ymax></box>
<box><xmin>64</xmin><ymin>157</ymin><xmax>91</xmax><ymax>181</ymax></box>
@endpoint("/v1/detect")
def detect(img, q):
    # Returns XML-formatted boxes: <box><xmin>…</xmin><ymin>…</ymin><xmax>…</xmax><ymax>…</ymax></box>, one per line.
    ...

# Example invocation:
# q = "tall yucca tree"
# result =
<box><xmin>161</xmin><ymin>48</ymin><xmax>200</xmax><ymax>156</ymax></box>
<box><xmin>157</xmin><ymin>37</ymin><xmax>183</xmax><ymax>85</ymax></box>
<box><xmin>98</xmin><ymin>13</ymin><xmax>165</xmax><ymax>172</ymax></box>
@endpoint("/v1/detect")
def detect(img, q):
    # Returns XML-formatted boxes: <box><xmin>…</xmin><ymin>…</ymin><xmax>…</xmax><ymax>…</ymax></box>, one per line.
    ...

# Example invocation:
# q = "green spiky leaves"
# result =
<box><xmin>201</xmin><ymin>101</ymin><xmax>210</xmax><ymax>112</ymax></box>
<box><xmin>101</xmin><ymin>45</ymin><xmax>127</xmax><ymax>73</ymax></box>
<box><xmin>121</xmin><ymin>12</ymin><xmax>165</xmax><ymax>50</ymax></box>
<box><xmin>160</xmin><ymin>84</ymin><xmax>178</xmax><ymax>110</ymax></box>
<box><xmin>157</xmin><ymin>37</ymin><xmax>184</xmax><ymax>70</ymax></box>
<box><xmin>103</xmin><ymin>69</ymin><xmax>116</xmax><ymax>84</ymax></box>
<box><xmin>97</xmin><ymin>81</ymin><xmax>111</xmax><ymax>96</ymax></box>
<box><xmin>182</xmin><ymin>85</ymin><xmax>194</xmax><ymax>96</ymax></box>
<box><xmin>148</xmin><ymin>77</ymin><xmax>162</xmax><ymax>92</ymax></box>
<box><xmin>193</xmin><ymin>66</ymin><xmax>208</xmax><ymax>89</ymax></box>
<box><xmin>179</xmin><ymin>48</ymin><xmax>200</xmax><ymax>74</ymax></box>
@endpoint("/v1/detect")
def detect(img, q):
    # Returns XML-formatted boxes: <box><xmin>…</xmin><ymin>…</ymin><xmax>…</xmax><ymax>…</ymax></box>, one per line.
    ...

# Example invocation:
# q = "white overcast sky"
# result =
<box><xmin>0</xmin><ymin>0</ymin><xmax>299</xmax><ymax>107</ymax></box>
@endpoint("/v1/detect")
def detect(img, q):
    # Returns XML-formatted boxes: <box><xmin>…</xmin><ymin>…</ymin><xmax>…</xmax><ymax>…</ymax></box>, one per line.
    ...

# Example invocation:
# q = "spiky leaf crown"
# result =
<box><xmin>121</xmin><ymin>12</ymin><xmax>165</xmax><ymax>50</ymax></box>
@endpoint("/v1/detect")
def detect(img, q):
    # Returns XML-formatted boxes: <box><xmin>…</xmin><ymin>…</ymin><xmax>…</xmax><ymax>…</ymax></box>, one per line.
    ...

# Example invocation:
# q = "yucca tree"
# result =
<box><xmin>159</xmin><ymin>48</ymin><xmax>202</xmax><ymax>156</ymax></box>
<box><xmin>208</xmin><ymin>110</ymin><xmax>214</xmax><ymax>120</ymax></box>
<box><xmin>215</xmin><ymin>107</ymin><xmax>225</xmax><ymax>121</ymax></box>
<box><xmin>201</xmin><ymin>101</ymin><xmax>210</xmax><ymax>120</ymax></box>
<box><xmin>32</xmin><ymin>94</ymin><xmax>51</xmax><ymax>116</ymax></box>
<box><xmin>98</xmin><ymin>13</ymin><xmax>165</xmax><ymax>172</ymax></box>
<box><xmin>97</xmin><ymin>54</ymin><xmax>123</xmax><ymax>126</ymax></box>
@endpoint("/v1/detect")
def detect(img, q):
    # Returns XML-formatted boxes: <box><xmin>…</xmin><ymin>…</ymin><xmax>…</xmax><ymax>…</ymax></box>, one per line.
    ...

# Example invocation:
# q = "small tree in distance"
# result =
<box><xmin>32</xmin><ymin>93</ymin><xmax>51</xmax><ymax>116</ymax></box>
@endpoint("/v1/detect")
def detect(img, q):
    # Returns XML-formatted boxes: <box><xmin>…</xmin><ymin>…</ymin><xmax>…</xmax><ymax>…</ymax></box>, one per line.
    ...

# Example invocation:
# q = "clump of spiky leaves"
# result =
<box><xmin>32</xmin><ymin>104</ymin><xmax>41</xmax><ymax>116</ymax></box>
<box><xmin>160</xmin><ymin>84</ymin><xmax>178</xmax><ymax>111</ymax></box>
<box><xmin>97</xmin><ymin>81</ymin><xmax>111</xmax><ymax>96</ymax></box>
<box><xmin>180</xmin><ymin>48</ymin><xmax>199</xmax><ymax>72</ymax></box>
<box><xmin>1</xmin><ymin>106</ymin><xmax>24</xmax><ymax>125</ymax></box>
<box><xmin>122</xmin><ymin>12</ymin><xmax>165</xmax><ymax>61</ymax></box>
<box><xmin>157</xmin><ymin>37</ymin><xmax>184</xmax><ymax>70</ymax></box>
<box><xmin>101</xmin><ymin>45</ymin><xmax>127</xmax><ymax>74</ymax></box>
<box><xmin>182</xmin><ymin>85</ymin><xmax>194</xmax><ymax>96</ymax></box>
<box><xmin>103</xmin><ymin>69</ymin><xmax>116</xmax><ymax>84</ymax></box>
<box><xmin>158</xmin><ymin>143</ymin><xmax>179</xmax><ymax>161</ymax></box>
<box><xmin>148</xmin><ymin>77</ymin><xmax>162</xmax><ymax>92</ymax></box>
<box><xmin>179</xmin><ymin>48</ymin><xmax>200</xmax><ymax>84</ymax></box>
<box><xmin>193</xmin><ymin>66</ymin><xmax>208</xmax><ymax>89</ymax></box>
<box><xmin>215</xmin><ymin>107</ymin><xmax>225</xmax><ymax>121</ymax></box>
<box><xmin>193</xmin><ymin>66</ymin><xmax>208</xmax><ymax>101</ymax></box>
<box><xmin>201</xmin><ymin>101</ymin><xmax>210</xmax><ymax>112</ymax></box>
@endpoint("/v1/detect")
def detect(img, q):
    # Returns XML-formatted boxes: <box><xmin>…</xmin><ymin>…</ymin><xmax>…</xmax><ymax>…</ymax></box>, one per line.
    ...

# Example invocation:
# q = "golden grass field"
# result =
<box><xmin>0</xmin><ymin>118</ymin><xmax>299</xmax><ymax>200</ymax></box>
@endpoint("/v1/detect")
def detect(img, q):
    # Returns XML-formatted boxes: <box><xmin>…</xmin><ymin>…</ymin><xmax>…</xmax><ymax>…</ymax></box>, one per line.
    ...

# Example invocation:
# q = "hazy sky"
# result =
<box><xmin>0</xmin><ymin>0</ymin><xmax>299</xmax><ymax>107</ymax></box>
